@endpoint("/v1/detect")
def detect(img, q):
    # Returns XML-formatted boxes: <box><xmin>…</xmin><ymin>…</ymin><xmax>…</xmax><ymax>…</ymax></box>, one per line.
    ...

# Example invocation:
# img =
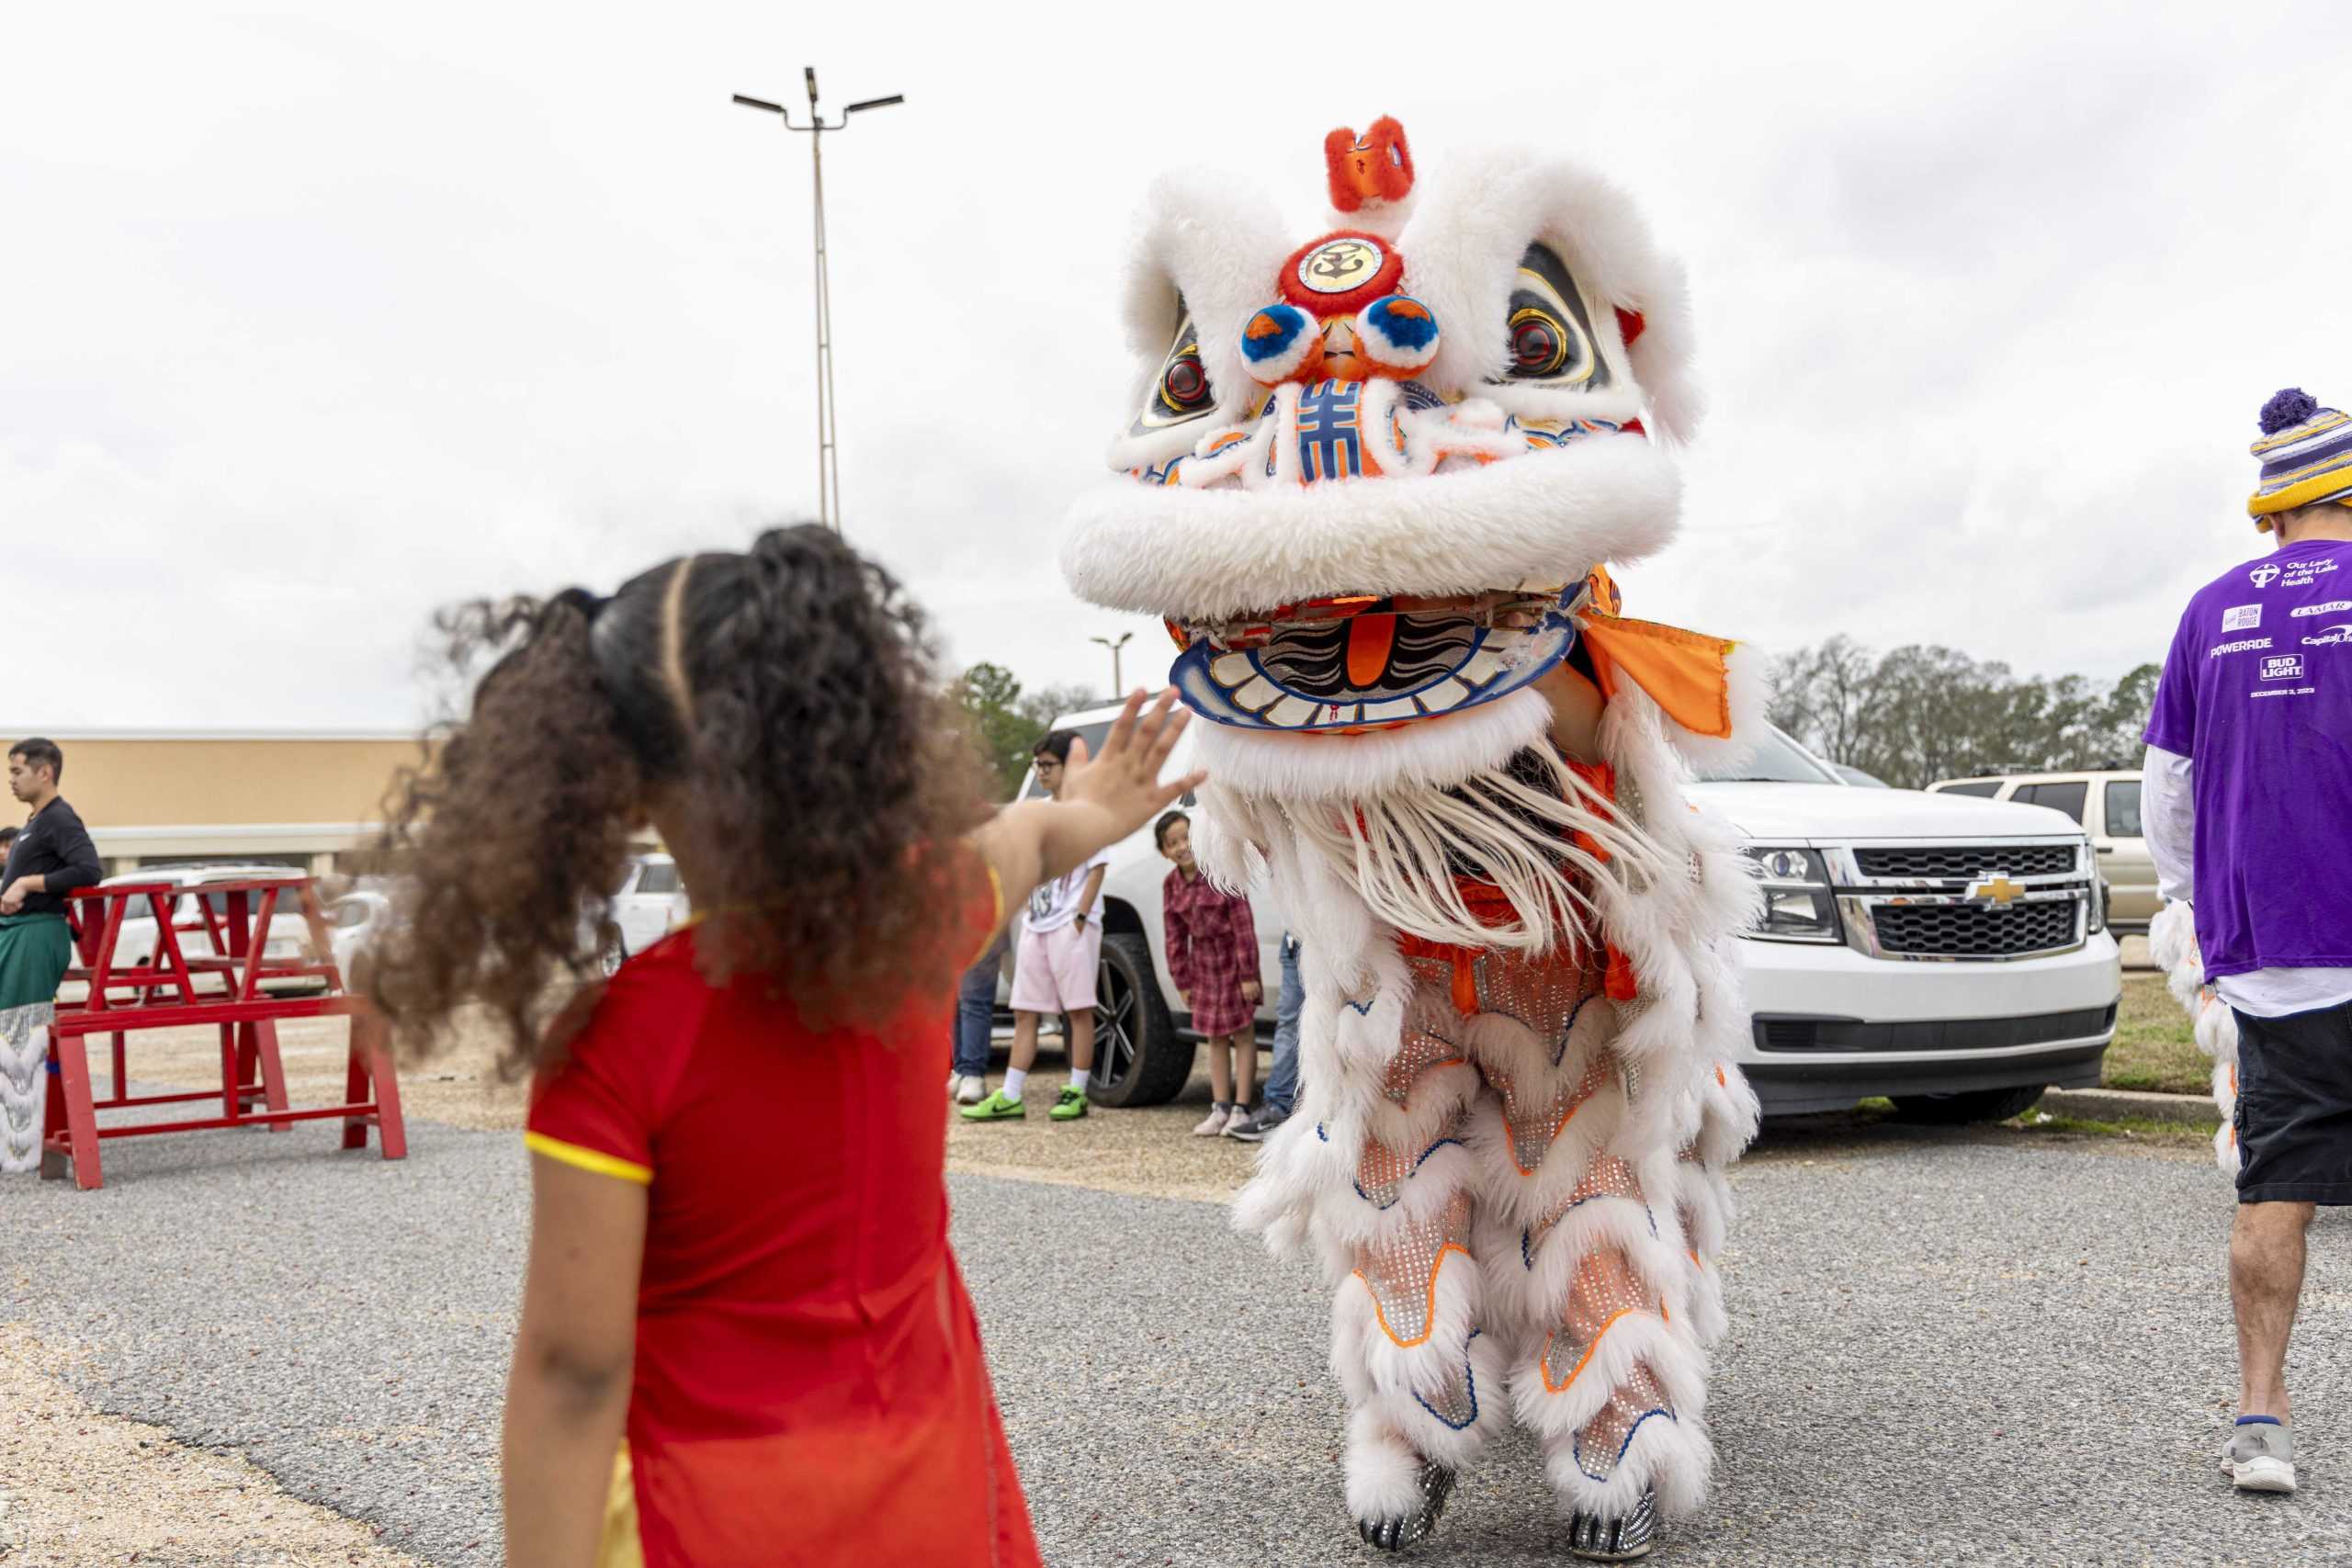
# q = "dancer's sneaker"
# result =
<box><xmin>947</xmin><ymin>1074</ymin><xmax>987</xmax><ymax>1105</ymax></box>
<box><xmin>1048</xmin><ymin>1085</ymin><xmax>1088</xmax><ymax>1122</ymax></box>
<box><xmin>2222</xmin><ymin>1419</ymin><xmax>2297</xmax><ymax>1494</ymax></box>
<box><xmin>1566</xmin><ymin>1489</ymin><xmax>1658</xmax><ymax>1561</ymax></box>
<box><xmin>959</xmin><ymin>1090</ymin><xmax>1025</xmax><ymax>1122</ymax></box>
<box><xmin>1192</xmin><ymin>1104</ymin><xmax>1231</xmax><ymax>1137</ymax></box>
<box><xmin>1356</xmin><ymin>1461</ymin><xmax>1454</xmax><ymax>1551</ymax></box>
<box><xmin>1227</xmin><ymin>1104</ymin><xmax>1290</xmax><ymax>1143</ymax></box>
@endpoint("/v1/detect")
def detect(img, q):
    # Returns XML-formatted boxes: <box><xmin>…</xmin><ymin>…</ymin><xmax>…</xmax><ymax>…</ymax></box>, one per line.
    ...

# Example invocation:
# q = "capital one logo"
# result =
<box><xmin>2304</xmin><ymin>623</ymin><xmax>2352</xmax><ymax>648</ymax></box>
<box><xmin>2250</xmin><ymin>564</ymin><xmax>2282</xmax><ymax>588</ymax></box>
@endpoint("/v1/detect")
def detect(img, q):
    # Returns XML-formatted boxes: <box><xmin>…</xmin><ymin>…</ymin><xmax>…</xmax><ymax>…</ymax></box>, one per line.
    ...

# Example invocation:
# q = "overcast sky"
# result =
<box><xmin>6</xmin><ymin>2</ymin><xmax>2346</xmax><ymax>732</ymax></box>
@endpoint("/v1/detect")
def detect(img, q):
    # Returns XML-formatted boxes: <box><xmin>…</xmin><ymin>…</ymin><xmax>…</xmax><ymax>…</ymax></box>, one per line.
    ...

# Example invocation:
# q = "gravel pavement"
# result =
<box><xmin>1</xmin><ymin>1112</ymin><xmax>2345</xmax><ymax>1566</ymax></box>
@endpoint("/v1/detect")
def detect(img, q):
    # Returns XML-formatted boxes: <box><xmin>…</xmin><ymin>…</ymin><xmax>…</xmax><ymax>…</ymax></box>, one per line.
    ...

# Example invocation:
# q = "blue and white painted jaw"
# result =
<box><xmin>1170</xmin><ymin>583</ymin><xmax>1585</xmax><ymax>734</ymax></box>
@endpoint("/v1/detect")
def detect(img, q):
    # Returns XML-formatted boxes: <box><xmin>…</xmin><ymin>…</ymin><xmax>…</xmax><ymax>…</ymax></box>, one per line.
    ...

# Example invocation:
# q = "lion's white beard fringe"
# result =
<box><xmin>1210</xmin><ymin>743</ymin><xmax>1670</xmax><ymax>958</ymax></box>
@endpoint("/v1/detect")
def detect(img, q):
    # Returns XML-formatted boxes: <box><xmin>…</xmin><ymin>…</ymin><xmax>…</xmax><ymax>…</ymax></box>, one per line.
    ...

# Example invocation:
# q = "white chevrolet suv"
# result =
<box><xmin>1014</xmin><ymin>706</ymin><xmax>2120</xmax><ymax>1121</ymax></box>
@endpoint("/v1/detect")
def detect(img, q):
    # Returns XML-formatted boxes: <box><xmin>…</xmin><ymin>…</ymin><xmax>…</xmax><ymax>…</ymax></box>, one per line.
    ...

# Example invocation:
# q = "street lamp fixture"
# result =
<box><xmin>731</xmin><ymin>68</ymin><xmax>904</xmax><ymax>532</ymax></box>
<box><xmin>1090</xmin><ymin>632</ymin><xmax>1136</xmax><ymax>696</ymax></box>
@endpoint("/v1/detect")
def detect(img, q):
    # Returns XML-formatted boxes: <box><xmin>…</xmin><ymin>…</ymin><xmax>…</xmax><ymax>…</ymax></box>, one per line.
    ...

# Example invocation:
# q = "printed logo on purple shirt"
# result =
<box><xmin>2260</xmin><ymin>654</ymin><xmax>2306</xmax><ymax>681</ymax></box>
<box><xmin>2208</xmin><ymin>637</ymin><xmax>2272</xmax><ymax>658</ymax></box>
<box><xmin>2302</xmin><ymin>623</ymin><xmax>2352</xmax><ymax>648</ymax></box>
<box><xmin>2222</xmin><ymin>604</ymin><xmax>2262</xmax><ymax>631</ymax></box>
<box><xmin>2251</xmin><ymin>564</ymin><xmax>2281</xmax><ymax>587</ymax></box>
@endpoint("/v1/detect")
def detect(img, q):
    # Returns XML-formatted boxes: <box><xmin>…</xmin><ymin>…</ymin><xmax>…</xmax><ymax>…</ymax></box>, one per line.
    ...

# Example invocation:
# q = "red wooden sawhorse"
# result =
<box><xmin>40</xmin><ymin>878</ymin><xmax>405</xmax><ymax>1190</ymax></box>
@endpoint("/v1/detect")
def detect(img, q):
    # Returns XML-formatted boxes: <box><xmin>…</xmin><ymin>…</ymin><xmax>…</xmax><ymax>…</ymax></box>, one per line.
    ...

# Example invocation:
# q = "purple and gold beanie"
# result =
<box><xmin>2248</xmin><ymin>388</ymin><xmax>2352</xmax><ymax>529</ymax></box>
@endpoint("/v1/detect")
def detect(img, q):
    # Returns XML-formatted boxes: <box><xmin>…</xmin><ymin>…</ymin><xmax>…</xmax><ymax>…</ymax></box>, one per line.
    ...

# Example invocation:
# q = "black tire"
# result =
<box><xmin>1889</xmin><ymin>1084</ymin><xmax>2047</xmax><ymax>1124</ymax></box>
<box><xmin>1088</xmin><ymin>931</ymin><xmax>1190</xmax><ymax>1108</ymax></box>
<box><xmin>597</xmin><ymin>925</ymin><xmax>628</xmax><ymax>978</ymax></box>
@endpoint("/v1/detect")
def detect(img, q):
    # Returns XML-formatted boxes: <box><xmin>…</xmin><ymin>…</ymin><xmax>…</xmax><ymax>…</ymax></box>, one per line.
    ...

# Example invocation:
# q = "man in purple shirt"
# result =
<box><xmin>2143</xmin><ymin>388</ymin><xmax>2352</xmax><ymax>1496</ymax></box>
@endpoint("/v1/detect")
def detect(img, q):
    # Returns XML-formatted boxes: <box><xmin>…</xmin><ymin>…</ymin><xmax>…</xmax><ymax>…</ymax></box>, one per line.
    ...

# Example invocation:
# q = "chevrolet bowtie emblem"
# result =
<box><xmin>1968</xmin><ymin>875</ymin><xmax>2024</xmax><ymax>906</ymax></box>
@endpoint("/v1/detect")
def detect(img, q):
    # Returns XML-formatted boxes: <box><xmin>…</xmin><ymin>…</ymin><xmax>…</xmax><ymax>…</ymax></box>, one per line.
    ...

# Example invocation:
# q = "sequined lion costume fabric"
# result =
<box><xmin>1060</xmin><ymin>120</ymin><xmax>1765</xmax><ymax>1557</ymax></box>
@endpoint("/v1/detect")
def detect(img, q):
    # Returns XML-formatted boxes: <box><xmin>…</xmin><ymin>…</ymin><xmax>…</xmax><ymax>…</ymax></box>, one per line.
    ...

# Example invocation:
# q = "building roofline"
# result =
<box><xmin>0</xmin><ymin>729</ymin><xmax>420</xmax><ymax>743</ymax></box>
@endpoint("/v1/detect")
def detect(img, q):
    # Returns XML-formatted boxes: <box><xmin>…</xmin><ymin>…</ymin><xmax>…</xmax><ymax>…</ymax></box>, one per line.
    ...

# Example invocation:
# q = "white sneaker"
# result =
<box><xmin>1192</xmin><ymin>1105</ymin><xmax>1231</xmax><ymax>1137</ymax></box>
<box><xmin>953</xmin><ymin>1075</ymin><xmax>987</xmax><ymax>1106</ymax></box>
<box><xmin>2222</xmin><ymin>1421</ymin><xmax>2297</xmax><ymax>1494</ymax></box>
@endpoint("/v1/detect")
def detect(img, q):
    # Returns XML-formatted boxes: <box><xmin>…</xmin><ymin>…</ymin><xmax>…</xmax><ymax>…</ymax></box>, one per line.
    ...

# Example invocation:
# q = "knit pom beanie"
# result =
<box><xmin>2248</xmin><ymin>388</ymin><xmax>2352</xmax><ymax>528</ymax></box>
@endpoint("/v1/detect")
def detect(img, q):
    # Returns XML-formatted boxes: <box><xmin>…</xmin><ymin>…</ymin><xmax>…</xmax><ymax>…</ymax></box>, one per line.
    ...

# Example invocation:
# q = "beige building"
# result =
<box><xmin>4</xmin><ymin>731</ymin><xmax>428</xmax><ymax>877</ymax></box>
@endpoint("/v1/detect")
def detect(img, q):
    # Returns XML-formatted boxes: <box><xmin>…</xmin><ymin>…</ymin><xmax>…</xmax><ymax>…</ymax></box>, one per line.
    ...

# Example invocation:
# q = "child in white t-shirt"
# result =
<box><xmin>962</xmin><ymin>730</ymin><xmax>1111</xmax><ymax>1123</ymax></box>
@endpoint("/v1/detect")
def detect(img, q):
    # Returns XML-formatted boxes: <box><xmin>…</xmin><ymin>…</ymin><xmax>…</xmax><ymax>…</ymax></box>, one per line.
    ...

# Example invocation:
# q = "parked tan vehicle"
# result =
<box><xmin>1924</xmin><ymin>770</ymin><xmax>2155</xmax><ymax>933</ymax></box>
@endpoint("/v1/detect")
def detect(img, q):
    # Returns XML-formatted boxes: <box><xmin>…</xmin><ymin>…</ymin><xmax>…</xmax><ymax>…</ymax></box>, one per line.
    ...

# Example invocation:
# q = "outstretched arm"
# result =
<box><xmin>970</xmin><ymin>690</ymin><xmax>1204</xmax><ymax>929</ymax></box>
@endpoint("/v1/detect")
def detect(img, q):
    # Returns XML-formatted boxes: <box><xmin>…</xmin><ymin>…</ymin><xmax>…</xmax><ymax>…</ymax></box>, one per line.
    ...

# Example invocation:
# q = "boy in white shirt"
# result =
<box><xmin>963</xmin><ymin>730</ymin><xmax>1110</xmax><ymax>1122</ymax></box>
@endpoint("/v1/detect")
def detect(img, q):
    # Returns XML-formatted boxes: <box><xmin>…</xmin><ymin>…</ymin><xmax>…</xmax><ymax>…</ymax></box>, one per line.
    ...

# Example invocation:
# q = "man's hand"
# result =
<box><xmin>1179</xmin><ymin>992</ymin><xmax>1192</xmax><ymax>1010</ymax></box>
<box><xmin>0</xmin><ymin>881</ymin><xmax>24</xmax><ymax>916</ymax></box>
<box><xmin>1240</xmin><ymin>980</ymin><xmax>1261</xmax><ymax>1003</ymax></box>
<box><xmin>1059</xmin><ymin>689</ymin><xmax>1206</xmax><ymax>845</ymax></box>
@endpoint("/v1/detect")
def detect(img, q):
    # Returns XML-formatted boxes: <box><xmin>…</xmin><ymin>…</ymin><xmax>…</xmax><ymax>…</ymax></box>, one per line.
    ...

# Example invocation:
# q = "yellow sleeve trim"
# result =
<box><xmin>525</xmin><ymin>1131</ymin><xmax>652</xmax><ymax>1186</ymax></box>
<box><xmin>967</xmin><ymin>862</ymin><xmax>1005</xmax><ymax>969</ymax></box>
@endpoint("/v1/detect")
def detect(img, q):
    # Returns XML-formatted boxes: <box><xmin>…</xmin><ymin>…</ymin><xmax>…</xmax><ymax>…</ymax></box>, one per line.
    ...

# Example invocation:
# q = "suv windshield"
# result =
<box><xmin>1695</xmin><ymin>727</ymin><xmax>1844</xmax><ymax>784</ymax></box>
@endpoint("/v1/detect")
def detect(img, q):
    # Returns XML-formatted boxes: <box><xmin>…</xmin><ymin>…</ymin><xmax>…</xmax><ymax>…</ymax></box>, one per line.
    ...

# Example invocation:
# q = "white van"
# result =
<box><xmin>1014</xmin><ymin>705</ymin><xmax>2121</xmax><ymax>1121</ymax></box>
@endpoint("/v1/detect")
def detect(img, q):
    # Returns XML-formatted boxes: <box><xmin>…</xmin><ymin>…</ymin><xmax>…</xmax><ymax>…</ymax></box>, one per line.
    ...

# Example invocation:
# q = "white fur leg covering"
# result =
<box><xmin>2148</xmin><ymin>899</ymin><xmax>2243</xmax><ymax>1177</ymax></box>
<box><xmin>0</xmin><ymin>1007</ymin><xmax>51</xmax><ymax>1176</ymax></box>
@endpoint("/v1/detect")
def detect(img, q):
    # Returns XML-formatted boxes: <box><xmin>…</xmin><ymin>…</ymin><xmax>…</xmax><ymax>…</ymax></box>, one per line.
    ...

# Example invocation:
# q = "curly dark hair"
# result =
<box><xmin>367</xmin><ymin>525</ymin><xmax>989</xmax><ymax>1075</ymax></box>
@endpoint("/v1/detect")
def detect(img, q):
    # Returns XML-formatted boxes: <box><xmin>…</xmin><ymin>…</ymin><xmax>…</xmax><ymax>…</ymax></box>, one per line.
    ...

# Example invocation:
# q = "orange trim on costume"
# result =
<box><xmin>1714</xmin><ymin>1064</ymin><xmax>1728</xmax><ymax>1089</ymax></box>
<box><xmin>1539</xmin><ymin>1309</ymin><xmax>1646</xmax><ymax>1393</ymax></box>
<box><xmin>1581</xmin><ymin>615</ymin><xmax>1738</xmax><ymax>740</ymax></box>
<box><xmin>1604</xmin><ymin>947</ymin><xmax>1639</xmax><ymax>1002</ymax></box>
<box><xmin>1353</xmin><ymin>1244</ymin><xmax>1473</xmax><ymax>1348</ymax></box>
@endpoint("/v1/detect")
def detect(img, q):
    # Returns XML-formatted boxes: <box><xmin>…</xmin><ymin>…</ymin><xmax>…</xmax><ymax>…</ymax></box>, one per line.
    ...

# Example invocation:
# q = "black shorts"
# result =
<box><xmin>2233</xmin><ymin>998</ymin><xmax>2352</xmax><ymax>1205</ymax></box>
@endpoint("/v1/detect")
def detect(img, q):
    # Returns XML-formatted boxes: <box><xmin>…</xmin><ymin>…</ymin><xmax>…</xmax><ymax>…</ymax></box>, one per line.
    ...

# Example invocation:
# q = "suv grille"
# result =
<box><xmin>1871</xmin><ymin>900</ymin><xmax>2078</xmax><ymax>957</ymax></box>
<box><xmin>1854</xmin><ymin>844</ymin><xmax>2076</xmax><ymax>880</ymax></box>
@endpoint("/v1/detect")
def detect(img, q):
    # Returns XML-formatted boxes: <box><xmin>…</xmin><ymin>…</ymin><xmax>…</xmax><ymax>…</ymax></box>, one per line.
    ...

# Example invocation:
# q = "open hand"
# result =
<box><xmin>1059</xmin><ymin>688</ymin><xmax>1206</xmax><ymax>846</ymax></box>
<box><xmin>1240</xmin><ymin>980</ymin><xmax>1261</xmax><ymax>1003</ymax></box>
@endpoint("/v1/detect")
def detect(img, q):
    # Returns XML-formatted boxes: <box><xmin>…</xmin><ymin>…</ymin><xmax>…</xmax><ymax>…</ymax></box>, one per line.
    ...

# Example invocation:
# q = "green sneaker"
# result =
<box><xmin>959</xmin><ymin>1089</ymin><xmax>1025</xmax><ymax>1122</ymax></box>
<box><xmin>1049</xmin><ymin>1085</ymin><xmax>1089</xmax><ymax>1121</ymax></box>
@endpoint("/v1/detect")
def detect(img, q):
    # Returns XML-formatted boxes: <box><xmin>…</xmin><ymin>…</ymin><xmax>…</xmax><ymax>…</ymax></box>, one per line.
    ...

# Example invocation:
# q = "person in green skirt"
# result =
<box><xmin>0</xmin><ymin>739</ymin><xmax>101</xmax><ymax>1175</ymax></box>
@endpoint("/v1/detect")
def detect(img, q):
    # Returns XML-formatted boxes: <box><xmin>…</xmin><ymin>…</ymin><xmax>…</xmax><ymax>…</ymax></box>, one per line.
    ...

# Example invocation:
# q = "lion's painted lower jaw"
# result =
<box><xmin>1060</xmin><ymin>432</ymin><xmax>1682</xmax><ymax>624</ymax></box>
<box><xmin>1171</xmin><ymin>586</ymin><xmax>1579</xmax><ymax>734</ymax></box>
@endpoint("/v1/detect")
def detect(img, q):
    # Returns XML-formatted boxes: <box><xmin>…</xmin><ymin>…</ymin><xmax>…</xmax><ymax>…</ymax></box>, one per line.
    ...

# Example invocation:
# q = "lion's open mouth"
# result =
<box><xmin>1169</xmin><ymin>585</ymin><xmax>1588</xmax><ymax>732</ymax></box>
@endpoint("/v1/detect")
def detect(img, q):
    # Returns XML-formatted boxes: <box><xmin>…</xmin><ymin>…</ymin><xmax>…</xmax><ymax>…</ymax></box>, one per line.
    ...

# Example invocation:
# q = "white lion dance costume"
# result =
<box><xmin>1061</xmin><ymin>119</ymin><xmax>1764</xmax><ymax>1558</ymax></box>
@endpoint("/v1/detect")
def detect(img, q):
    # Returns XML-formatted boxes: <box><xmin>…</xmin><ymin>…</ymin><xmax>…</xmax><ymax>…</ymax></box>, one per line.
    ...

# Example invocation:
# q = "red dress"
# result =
<box><xmin>526</xmin><ymin>902</ymin><xmax>1041</xmax><ymax>1568</ymax></box>
<box><xmin>1160</xmin><ymin>867</ymin><xmax>1261</xmax><ymax>1036</ymax></box>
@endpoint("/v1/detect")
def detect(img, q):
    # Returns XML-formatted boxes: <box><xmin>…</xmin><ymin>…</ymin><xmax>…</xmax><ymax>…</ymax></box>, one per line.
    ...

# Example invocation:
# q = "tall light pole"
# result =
<box><xmin>732</xmin><ymin>68</ymin><xmax>904</xmax><ymax>532</ymax></box>
<box><xmin>1090</xmin><ymin>631</ymin><xmax>1134</xmax><ymax>696</ymax></box>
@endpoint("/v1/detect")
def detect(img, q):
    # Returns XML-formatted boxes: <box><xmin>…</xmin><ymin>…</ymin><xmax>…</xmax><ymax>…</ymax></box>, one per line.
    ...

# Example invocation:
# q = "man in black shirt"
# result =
<box><xmin>0</xmin><ymin>738</ymin><xmax>101</xmax><ymax>1174</ymax></box>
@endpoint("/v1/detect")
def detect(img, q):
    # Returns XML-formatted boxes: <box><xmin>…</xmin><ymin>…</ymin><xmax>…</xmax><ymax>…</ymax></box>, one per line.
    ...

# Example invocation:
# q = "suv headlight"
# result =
<box><xmin>2084</xmin><ymin>836</ymin><xmax>2107</xmax><ymax>935</ymax></box>
<box><xmin>1740</xmin><ymin>845</ymin><xmax>1843</xmax><ymax>943</ymax></box>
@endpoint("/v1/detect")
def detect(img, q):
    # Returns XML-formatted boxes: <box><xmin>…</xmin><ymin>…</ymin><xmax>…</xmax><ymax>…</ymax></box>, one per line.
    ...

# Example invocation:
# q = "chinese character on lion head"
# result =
<box><xmin>1062</xmin><ymin>119</ymin><xmax>1769</xmax><ymax>1559</ymax></box>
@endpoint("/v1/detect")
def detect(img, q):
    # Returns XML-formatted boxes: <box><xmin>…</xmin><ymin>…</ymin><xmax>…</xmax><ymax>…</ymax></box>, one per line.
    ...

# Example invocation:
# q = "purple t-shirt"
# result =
<box><xmin>2144</xmin><ymin>536</ymin><xmax>2352</xmax><ymax>978</ymax></box>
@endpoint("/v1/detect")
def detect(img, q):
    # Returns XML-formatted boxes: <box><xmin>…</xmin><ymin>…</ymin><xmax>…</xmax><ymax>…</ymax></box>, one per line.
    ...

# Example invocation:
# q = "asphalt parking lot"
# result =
<box><xmin>1</xmin><ymin>1111</ymin><xmax>2345</xmax><ymax>1566</ymax></box>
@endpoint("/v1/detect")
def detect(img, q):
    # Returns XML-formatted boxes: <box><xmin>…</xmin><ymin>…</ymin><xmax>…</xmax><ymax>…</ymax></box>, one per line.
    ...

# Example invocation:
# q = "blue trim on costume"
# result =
<box><xmin>2237</xmin><ymin>1415</ymin><xmax>2284</xmax><ymax>1427</ymax></box>
<box><xmin>1345</xmin><ymin>996</ymin><xmax>1377</xmax><ymax>1016</ymax></box>
<box><xmin>1548</xmin><ymin>989</ymin><xmax>1599</xmax><ymax>1068</ymax></box>
<box><xmin>1316</xmin><ymin>1122</ymin><xmax>1329</xmax><ymax>1142</ymax></box>
<box><xmin>1520</xmin><ymin>1199</ymin><xmax>1660</xmax><ymax>1268</ymax></box>
<box><xmin>1413</xmin><ymin>1329</ymin><xmax>1482</xmax><ymax>1432</ymax></box>
<box><xmin>1572</xmin><ymin>1407</ymin><xmax>1676</xmax><ymax>1482</ymax></box>
<box><xmin>1352</xmin><ymin>1135</ymin><xmax>1464</xmax><ymax>1209</ymax></box>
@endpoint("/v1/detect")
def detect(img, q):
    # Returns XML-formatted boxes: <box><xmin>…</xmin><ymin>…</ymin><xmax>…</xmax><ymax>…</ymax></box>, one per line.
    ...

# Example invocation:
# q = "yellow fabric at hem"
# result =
<box><xmin>597</xmin><ymin>1442</ymin><xmax>645</xmax><ymax>1568</ymax></box>
<box><xmin>524</xmin><ymin>1132</ymin><xmax>653</xmax><ymax>1186</ymax></box>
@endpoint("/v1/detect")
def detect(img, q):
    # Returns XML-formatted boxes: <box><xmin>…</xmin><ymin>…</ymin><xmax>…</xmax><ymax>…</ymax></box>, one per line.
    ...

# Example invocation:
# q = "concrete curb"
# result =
<box><xmin>2040</xmin><ymin>1086</ymin><xmax>2221</xmax><ymax>1127</ymax></box>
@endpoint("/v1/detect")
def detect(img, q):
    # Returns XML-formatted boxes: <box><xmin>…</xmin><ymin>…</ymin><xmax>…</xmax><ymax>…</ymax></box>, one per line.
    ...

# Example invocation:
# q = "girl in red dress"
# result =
<box><xmin>1155</xmin><ymin>810</ymin><xmax>1262</xmax><ymax>1136</ymax></box>
<box><xmin>366</xmin><ymin>526</ymin><xmax>1203</xmax><ymax>1568</ymax></box>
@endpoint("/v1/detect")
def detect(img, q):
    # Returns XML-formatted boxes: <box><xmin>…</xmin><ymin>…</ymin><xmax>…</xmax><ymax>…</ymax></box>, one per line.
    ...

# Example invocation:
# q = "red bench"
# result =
<box><xmin>40</xmin><ymin>878</ymin><xmax>404</xmax><ymax>1190</ymax></box>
